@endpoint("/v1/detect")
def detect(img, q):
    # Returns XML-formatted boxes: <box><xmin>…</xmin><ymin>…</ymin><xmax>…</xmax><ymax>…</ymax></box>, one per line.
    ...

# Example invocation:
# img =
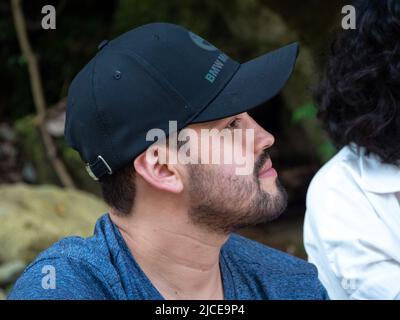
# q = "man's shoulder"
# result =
<box><xmin>34</xmin><ymin>234</ymin><xmax>109</xmax><ymax>265</ymax></box>
<box><xmin>225</xmin><ymin>233</ymin><xmax>318</xmax><ymax>275</ymax></box>
<box><xmin>32</xmin><ymin>213</ymin><xmax>119</xmax><ymax>269</ymax></box>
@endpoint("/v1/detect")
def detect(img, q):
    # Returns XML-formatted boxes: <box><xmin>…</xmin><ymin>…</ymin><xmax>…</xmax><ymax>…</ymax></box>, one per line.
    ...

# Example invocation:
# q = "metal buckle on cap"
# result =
<box><xmin>85</xmin><ymin>163</ymin><xmax>99</xmax><ymax>181</ymax></box>
<box><xmin>85</xmin><ymin>155</ymin><xmax>113</xmax><ymax>181</ymax></box>
<box><xmin>97</xmin><ymin>155</ymin><xmax>113</xmax><ymax>174</ymax></box>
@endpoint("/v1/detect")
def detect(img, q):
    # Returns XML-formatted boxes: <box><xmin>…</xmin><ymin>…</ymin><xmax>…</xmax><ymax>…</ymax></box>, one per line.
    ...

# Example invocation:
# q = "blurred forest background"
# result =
<box><xmin>0</xmin><ymin>0</ymin><xmax>349</xmax><ymax>298</ymax></box>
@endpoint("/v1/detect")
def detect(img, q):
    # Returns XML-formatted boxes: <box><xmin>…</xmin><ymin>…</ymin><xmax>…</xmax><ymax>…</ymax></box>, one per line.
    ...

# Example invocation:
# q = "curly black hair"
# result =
<box><xmin>315</xmin><ymin>0</ymin><xmax>400</xmax><ymax>165</ymax></box>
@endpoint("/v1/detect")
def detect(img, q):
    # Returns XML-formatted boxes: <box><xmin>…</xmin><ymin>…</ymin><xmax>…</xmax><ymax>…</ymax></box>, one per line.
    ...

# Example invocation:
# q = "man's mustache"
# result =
<box><xmin>254</xmin><ymin>149</ymin><xmax>270</xmax><ymax>176</ymax></box>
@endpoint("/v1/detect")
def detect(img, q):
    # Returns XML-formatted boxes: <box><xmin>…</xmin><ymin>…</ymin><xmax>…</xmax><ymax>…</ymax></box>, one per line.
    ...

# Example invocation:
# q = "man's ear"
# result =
<box><xmin>133</xmin><ymin>146</ymin><xmax>184</xmax><ymax>194</ymax></box>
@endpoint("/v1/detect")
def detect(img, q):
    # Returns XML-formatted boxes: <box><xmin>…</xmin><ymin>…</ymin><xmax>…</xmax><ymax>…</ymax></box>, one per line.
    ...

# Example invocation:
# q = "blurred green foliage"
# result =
<box><xmin>292</xmin><ymin>103</ymin><xmax>336</xmax><ymax>161</ymax></box>
<box><xmin>291</xmin><ymin>103</ymin><xmax>318</xmax><ymax>123</ymax></box>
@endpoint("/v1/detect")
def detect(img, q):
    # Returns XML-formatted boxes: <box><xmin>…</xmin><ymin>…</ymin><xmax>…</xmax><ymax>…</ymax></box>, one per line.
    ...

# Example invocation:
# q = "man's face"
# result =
<box><xmin>178</xmin><ymin>112</ymin><xmax>288</xmax><ymax>234</ymax></box>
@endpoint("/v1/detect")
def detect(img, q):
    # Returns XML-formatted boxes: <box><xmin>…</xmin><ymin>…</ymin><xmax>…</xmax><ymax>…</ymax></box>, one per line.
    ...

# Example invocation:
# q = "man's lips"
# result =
<box><xmin>258</xmin><ymin>158</ymin><xmax>277</xmax><ymax>178</ymax></box>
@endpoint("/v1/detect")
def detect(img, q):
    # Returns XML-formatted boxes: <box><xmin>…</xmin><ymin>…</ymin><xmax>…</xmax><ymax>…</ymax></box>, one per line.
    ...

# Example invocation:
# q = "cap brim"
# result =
<box><xmin>191</xmin><ymin>42</ymin><xmax>299</xmax><ymax>123</ymax></box>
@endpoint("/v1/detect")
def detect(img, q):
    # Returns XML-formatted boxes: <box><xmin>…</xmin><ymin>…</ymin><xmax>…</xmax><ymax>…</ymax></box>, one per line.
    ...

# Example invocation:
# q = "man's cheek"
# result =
<box><xmin>234</xmin><ymin>161</ymin><xmax>254</xmax><ymax>176</ymax></box>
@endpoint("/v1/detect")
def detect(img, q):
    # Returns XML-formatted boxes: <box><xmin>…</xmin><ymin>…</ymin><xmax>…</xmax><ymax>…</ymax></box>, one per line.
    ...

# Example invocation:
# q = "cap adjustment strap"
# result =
<box><xmin>85</xmin><ymin>155</ymin><xmax>113</xmax><ymax>181</ymax></box>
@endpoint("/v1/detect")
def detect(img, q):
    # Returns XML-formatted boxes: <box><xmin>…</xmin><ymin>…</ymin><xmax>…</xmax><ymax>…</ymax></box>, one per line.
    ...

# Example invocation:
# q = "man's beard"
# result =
<box><xmin>187</xmin><ymin>150</ymin><xmax>288</xmax><ymax>234</ymax></box>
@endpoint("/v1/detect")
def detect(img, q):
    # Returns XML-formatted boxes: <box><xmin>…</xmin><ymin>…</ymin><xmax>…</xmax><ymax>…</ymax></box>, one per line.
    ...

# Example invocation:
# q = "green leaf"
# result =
<box><xmin>319</xmin><ymin>142</ymin><xmax>337</xmax><ymax>162</ymax></box>
<box><xmin>292</xmin><ymin>103</ymin><xmax>317</xmax><ymax>123</ymax></box>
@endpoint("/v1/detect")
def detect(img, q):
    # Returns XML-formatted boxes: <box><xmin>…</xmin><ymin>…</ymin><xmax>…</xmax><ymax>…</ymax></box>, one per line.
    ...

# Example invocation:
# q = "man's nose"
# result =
<box><xmin>255</xmin><ymin>127</ymin><xmax>275</xmax><ymax>152</ymax></box>
<box><xmin>245</xmin><ymin>114</ymin><xmax>275</xmax><ymax>151</ymax></box>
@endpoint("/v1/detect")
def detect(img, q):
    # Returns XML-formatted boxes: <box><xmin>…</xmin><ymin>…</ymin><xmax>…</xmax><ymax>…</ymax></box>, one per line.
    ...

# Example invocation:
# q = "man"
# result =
<box><xmin>9</xmin><ymin>23</ymin><xmax>328</xmax><ymax>300</ymax></box>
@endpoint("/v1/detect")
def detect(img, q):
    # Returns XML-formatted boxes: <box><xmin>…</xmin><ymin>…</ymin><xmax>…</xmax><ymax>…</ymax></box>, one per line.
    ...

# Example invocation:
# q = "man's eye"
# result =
<box><xmin>226</xmin><ymin>118</ymin><xmax>240</xmax><ymax>129</ymax></box>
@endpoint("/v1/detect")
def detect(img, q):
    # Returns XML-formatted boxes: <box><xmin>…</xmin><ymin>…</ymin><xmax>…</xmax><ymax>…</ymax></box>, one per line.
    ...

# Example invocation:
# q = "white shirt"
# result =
<box><xmin>304</xmin><ymin>145</ymin><xmax>400</xmax><ymax>300</ymax></box>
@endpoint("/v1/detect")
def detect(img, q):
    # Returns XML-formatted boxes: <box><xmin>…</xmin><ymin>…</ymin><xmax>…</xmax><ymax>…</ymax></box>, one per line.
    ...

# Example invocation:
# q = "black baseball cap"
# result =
<box><xmin>65</xmin><ymin>22</ymin><xmax>299</xmax><ymax>180</ymax></box>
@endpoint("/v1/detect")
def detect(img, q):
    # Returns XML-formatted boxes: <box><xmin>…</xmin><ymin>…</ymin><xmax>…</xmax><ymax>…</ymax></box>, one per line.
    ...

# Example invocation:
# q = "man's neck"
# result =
<box><xmin>110</xmin><ymin>210</ymin><xmax>229</xmax><ymax>300</ymax></box>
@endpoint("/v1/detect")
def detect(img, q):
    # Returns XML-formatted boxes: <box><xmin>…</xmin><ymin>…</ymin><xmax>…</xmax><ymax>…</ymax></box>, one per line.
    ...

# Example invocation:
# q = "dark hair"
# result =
<box><xmin>315</xmin><ymin>0</ymin><xmax>400</xmax><ymax>165</ymax></box>
<box><xmin>100</xmin><ymin>132</ymin><xmax>188</xmax><ymax>215</ymax></box>
<box><xmin>100</xmin><ymin>163</ymin><xmax>136</xmax><ymax>215</ymax></box>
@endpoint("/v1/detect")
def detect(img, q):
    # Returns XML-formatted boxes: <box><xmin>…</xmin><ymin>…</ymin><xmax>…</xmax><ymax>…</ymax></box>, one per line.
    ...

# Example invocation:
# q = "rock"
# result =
<box><xmin>0</xmin><ymin>289</ymin><xmax>5</xmax><ymax>300</ymax></box>
<box><xmin>0</xmin><ymin>184</ymin><xmax>107</xmax><ymax>265</ymax></box>
<box><xmin>0</xmin><ymin>260</ymin><xmax>26</xmax><ymax>287</ymax></box>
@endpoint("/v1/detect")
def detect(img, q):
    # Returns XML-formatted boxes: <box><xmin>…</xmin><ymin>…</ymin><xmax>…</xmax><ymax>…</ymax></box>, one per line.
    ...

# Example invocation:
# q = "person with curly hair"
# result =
<box><xmin>304</xmin><ymin>0</ymin><xmax>400</xmax><ymax>300</ymax></box>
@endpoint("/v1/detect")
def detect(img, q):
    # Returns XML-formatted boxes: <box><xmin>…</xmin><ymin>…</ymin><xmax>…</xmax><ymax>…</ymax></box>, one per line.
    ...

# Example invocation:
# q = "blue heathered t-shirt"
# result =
<box><xmin>8</xmin><ymin>213</ymin><xmax>328</xmax><ymax>300</ymax></box>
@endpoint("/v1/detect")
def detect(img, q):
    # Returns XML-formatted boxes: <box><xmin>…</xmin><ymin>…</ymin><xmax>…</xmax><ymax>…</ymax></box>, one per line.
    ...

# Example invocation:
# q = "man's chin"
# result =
<box><xmin>270</xmin><ymin>183</ymin><xmax>288</xmax><ymax>219</ymax></box>
<box><xmin>259</xmin><ymin>178</ymin><xmax>279</xmax><ymax>194</ymax></box>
